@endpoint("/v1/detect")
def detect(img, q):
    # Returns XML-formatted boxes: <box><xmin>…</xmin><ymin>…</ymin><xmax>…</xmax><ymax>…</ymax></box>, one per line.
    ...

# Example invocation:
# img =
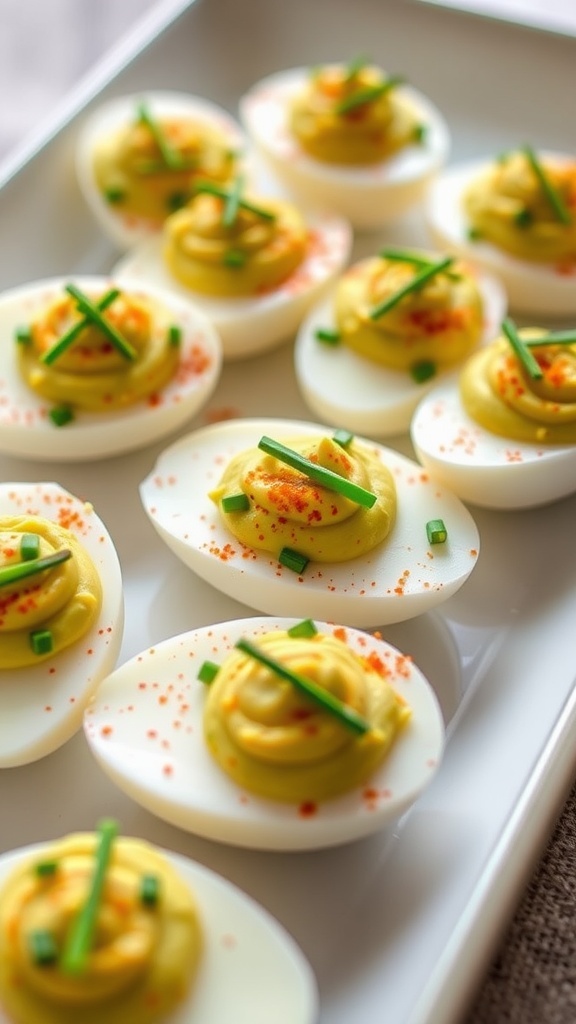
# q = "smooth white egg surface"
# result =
<box><xmin>411</xmin><ymin>377</ymin><xmax>576</xmax><ymax>509</ymax></box>
<box><xmin>76</xmin><ymin>91</ymin><xmax>248</xmax><ymax>250</ymax></box>
<box><xmin>294</xmin><ymin>265</ymin><xmax>507</xmax><ymax>438</ymax></box>
<box><xmin>239</xmin><ymin>67</ymin><xmax>450</xmax><ymax>229</ymax></box>
<box><xmin>139</xmin><ymin>417</ymin><xmax>480</xmax><ymax>627</ymax></box>
<box><xmin>84</xmin><ymin>617</ymin><xmax>444</xmax><ymax>850</ymax></box>
<box><xmin>0</xmin><ymin>275</ymin><xmax>222</xmax><ymax>461</ymax></box>
<box><xmin>0</xmin><ymin>838</ymin><xmax>317</xmax><ymax>1024</ymax></box>
<box><xmin>0</xmin><ymin>482</ymin><xmax>123</xmax><ymax>768</ymax></box>
<box><xmin>426</xmin><ymin>160</ymin><xmax>576</xmax><ymax>317</ymax></box>
<box><xmin>113</xmin><ymin>212</ymin><xmax>352</xmax><ymax>360</ymax></box>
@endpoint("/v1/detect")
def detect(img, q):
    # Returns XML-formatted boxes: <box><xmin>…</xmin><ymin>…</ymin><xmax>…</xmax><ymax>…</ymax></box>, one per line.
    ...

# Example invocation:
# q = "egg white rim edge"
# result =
<box><xmin>138</xmin><ymin>416</ymin><xmax>480</xmax><ymax>628</ymax></box>
<box><xmin>294</xmin><ymin>265</ymin><xmax>507</xmax><ymax>438</ymax></box>
<box><xmin>411</xmin><ymin>376</ymin><xmax>576</xmax><ymax>510</ymax></box>
<box><xmin>239</xmin><ymin>67</ymin><xmax>451</xmax><ymax>228</ymax></box>
<box><xmin>425</xmin><ymin>158</ymin><xmax>576</xmax><ymax>318</ymax></box>
<box><xmin>0</xmin><ymin>482</ymin><xmax>124</xmax><ymax>768</ymax></box>
<box><xmin>84</xmin><ymin>616</ymin><xmax>445</xmax><ymax>851</ymax></box>
<box><xmin>0</xmin><ymin>839</ymin><xmax>318</xmax><ymax>1024</ymax></box>
<box><xmin>112</xmin><ymin>212</ymin><xmax>353</xmax><ymax>360</ymax></box>
<box><xmin>0</xmin><ymin>275</ymin><xmax>223</xmax><ymax>461</ymax></box>
<box><xmin>75</xmin><ymin>90</ymin><xmax>249</xmax><ymax>250</ymax></box>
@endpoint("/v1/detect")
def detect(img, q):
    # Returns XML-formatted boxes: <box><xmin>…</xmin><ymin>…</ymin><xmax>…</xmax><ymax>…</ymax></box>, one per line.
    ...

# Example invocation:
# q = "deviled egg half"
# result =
<box><xmin>426</xmin><ymin>147</ymin><xmax>576</xmax><ymax>316</ymax></box>
<box><xmin>0</xmin><ymin>482</ymin><xmax>123</xmax><ymax>768</ymax></box>
<box><xmin>76</xmin><ymin>90</ymin><xmax>248</xmax><ymax>249</ymax></box>
<box><xmin>295</xmin><ymin>246</ymin><xmax>507</xmax><ymax>437</ymax></box>
<box><xmin>0</xmin><ymin>275</ymin><xmax>222</xmax><ymax>461</ymax></box>
<box><xmin>239</xmin><ymin>59</ymin><xmax>450</xmax><ymax>229</ymax></box>
<box><xmin>411</xmin><ymin>319</ymin><xmax>576</xmax><ymax>508</ymax></box>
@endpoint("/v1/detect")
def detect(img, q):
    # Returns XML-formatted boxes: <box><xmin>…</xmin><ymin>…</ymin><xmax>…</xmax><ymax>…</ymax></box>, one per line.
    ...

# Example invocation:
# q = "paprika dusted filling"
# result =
<box><xmin>0</xmin><ymin>515</ymin><xmax>102</xmax><ymax>669</ymax></box>
<box><xmin>334</xmin><ymin>253</ymin><xmax>484</xmax><ymax>372</ymax></box>
<box><xmin>208</xmin><ymin>434</ymin><xmax>396</xmax><ymax>563</ymax></box>
<box><xmin>203</xmin><ymin>628</ymin><xmax>411</xmax><ymax>802</ymax></box>
<box><xmin>460</xmin><ymin>326</ymin><xmax>576</xmax><ymax>443</ymax></box>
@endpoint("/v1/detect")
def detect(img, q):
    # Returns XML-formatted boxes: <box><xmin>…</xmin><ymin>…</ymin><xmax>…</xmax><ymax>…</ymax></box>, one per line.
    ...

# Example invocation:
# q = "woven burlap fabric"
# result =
<box><xmin>467</xmin><ymin>783</ymin><xmax>576</xmax><ymax>1024</ymax></box>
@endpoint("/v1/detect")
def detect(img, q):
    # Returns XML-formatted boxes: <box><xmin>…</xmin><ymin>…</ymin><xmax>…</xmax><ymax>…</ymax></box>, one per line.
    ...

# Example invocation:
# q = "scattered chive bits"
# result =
<box><xmin>104</xmin><ymin>186</ymin><xmax>125</xmax><ymax>204</ymax></box>
<box><xmin>514</xmin><ymin>207</ymin><xmax>533</xmax><ymax>229</ymax></box>
<box><xmin>413</xmin><ymin>123</ymin><xmax>427</xmax><ymax>143</ymax></box>
<box><xmin>30</xmin><ymin>629</ymin><xmax>53</xmax><ymax>656</ymax></box>
<box><xmin>34</xmin><ymin>859</ymin><xmax>59</xmax><ymax>878</ymax></box>
<box><xmin>14</xmin><ymin>325</ymin><xmax>32</xmax><ymax>345</ymax></box>
<box><xmin>410</xmin><ymin>360</ymin><xmax>437</xmax><ymax>384</ymax></box>
<box><xmin>166</xmin><ymin>192</ymin><xmax>188</xmax><ymax>212</ymax></box>
<box><xmin>223</xmin><ymin>248</ymin><xmax>247</xmax><ymax>268</ymax></box>
<box><xmin>49</xmin><ymin>405</ymin><xmax>74</xmax><ymax>427</ymax></box>
<box><xmin>333</xmin><ymin>428</ymin><xmax>354</xmax><ymax>447</ymax></box>
<box><xmin>221</xmin><ymin>492</ymin><xmax>250</xmax><ymax>513</ymax></box>
<box><xmin>167</xmin><ymin>324</ymin><xmax>182</xmax><ymax>347</ymax></box>
<box><xmin>287</xmin><ymin>618</ymin><xmax>318</xmax><ymax>638</ymax></box>
<box><xmin>29</xmin><ymin>929</ymin><xmax>59</xmax><ymax>966</ymax></box>
<box><xmin>426</xmin><ymin>518</ymin><xmax>447</xmax><ymax>545</ymax></box>
<box><xmin>140</xmin><ymin>873</ymin><xmax>160</xmax><ymax>907</ymax></box>
<box><xmin>314</xmin><ymin>327</ymin><xmax>341</xmax><ymax>344</ymax></box>
<box><xmin>20</xmin><ymin>533</ymin><xmax>40</xmax><ymax>561</ymax></box>
<box><xmin>279</xmin><ymin>547</ymin><xmax>309</xmax><ymax>574</ymax></box>
<box><xmin>198</xmin><ymin>660</ymin><xmax>220</xmax><ymax>684</ymax></box>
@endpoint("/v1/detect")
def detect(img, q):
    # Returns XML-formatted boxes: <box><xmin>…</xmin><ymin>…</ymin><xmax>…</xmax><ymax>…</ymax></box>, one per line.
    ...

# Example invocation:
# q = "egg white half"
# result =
<box><xmin>0</xmin><ymin>275</ymin><xmax>222</xmax><ymax>461</ymax></box>
<box><xmin>0</xmin><ymin>482</ymin><xmax>123</xmax><ymax>768</ymax></box>
<box><xmin>84</xmin><ymin>617</ymin><xmax>444</xmax><ymax>851</ymax></box>
<box><xmin>294</xmin><ymin>265</ymin><xmax>507</xmax><ymax>438</ymax></box>
<box><xmin>0</xmin><ymin>839</ymin><xmax>317</xmax><ymax>1024</ymax></box>
<box><xmin>113</xmin><ymin>212</ymin><xmax>352</xmax><ymax>360</ymax></box>
<box><xmin>139</xmin><ymin>417</ymin><xmax>480</xmax><ymax>627</ymax></box>
<box><xmin>76</xmin><ymin>90</ymin><xmax>248</xmax><ymax>250</ymax></box>
<box><xmin>425</xmin><ymin>159</ymin><xmax>576</xmax><ymax>317</ymax></box>
<box><xmin>239</xmin><ymin>67</ymin><xmax>450</xmax><ymax>229</ymax></box>
<box><xmin>411</xmin><ymin>377</ymin><xmax>576</xmax><ymax>509</ymax></box>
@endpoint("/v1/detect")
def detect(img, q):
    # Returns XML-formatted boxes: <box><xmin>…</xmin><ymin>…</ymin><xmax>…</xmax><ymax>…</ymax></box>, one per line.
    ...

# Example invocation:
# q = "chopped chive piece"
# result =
<box><xmin>61</xmin><ymin>819</ymin><xmax>118</xmax><ymax>976</ymax></box>
<box><xmin>49</xmin><ymin>405</ymin><xmax>74</xmax><ymax>427</ymax></box>
<box><xmin>413</xmin><ymin>123</ymin><xmax>427</xmax><ymax>143</ymax></box>
<box><xmin>314</xmin><ymin>327</ymin><xmax>341</xmax><ymax>344</ymax></box>
<box><xmin>279</xmin><ymin>547</ymin><xmax>309</xmax><ymax>574</ymax></box>
<box><xmin>343</xmin><ymin>54</ymin><xmax>369</xmax><ymax>81</ymax></box>
<box><xmin>29</xmin><ymin>929</ymin><xmax>58</xmax><ymax>966</ymax></box>
<box><xmin>514</xmin><ymin>207</ymin><xmax>533</xmax><ymax>228</ymax></box>
<box><xmin>523</xmin><ymin>145</ymin><xmax>572</xmax><ymax>225</ymax></box>
<box><xmin>194</xmin><ymin>180</ymin><xmax>276</xmax><ymax>221</ymax></box>
<box><xmin>221</xmin><ymin>492</ymin><xmax>250</xmax><ymax>512</ymax></box>
<box><xmin>223</xmin><ymin>248</ymin><xmax>247</xmax><ymax>268</ymax></box>
<box><xmin>236</xmin><ymin>637</ymin><xmax>371</xmax><ymax>735</ymax></box>
<box><xmin>35</xmin><ymin>859</ymin><xmax>58</xmax><ymax>877</ymax></box>
<box><xmin>258</xmin><ymin>435</ymin><xmax>377</xmax><ymax>509</ymax></box>
<box><xmin>104</xmin><ymin>186</ymin><xmax>125</xmax><ymax>204</ymax></box>
<box><xmin>335</xmin><ymin>76</ymin><xmax>403</xmax><ymax>115</ymax></box>
<box><xmin>410</xmin><ymin>359</ymin><xmax>437</xmax><ymax>383</ymax></box>
<box><xmin>167</xmin><ymin>324</ymin><xmax>182</xmax><ymax>347</ymax></box>
<box><xmin>525</xmin><ymin>330</ymin><xmax>576</xmax><ymax>346</ymax></box>
<box><xmin>467</xmin><ymin>226</ymin><xmax>482</xmax><ymax>241</ymax></box>
<box><xmin>15</xmin><ymin>325</ymin><xmax>32</xmax><ymax>345</ymax></box>
<box><xmin>501</xmin><ymin>318</ymin><xmax>544</xmax><ymax>380</ymax></box>
<box><xmin>222</xmin><ymin>174</ymin><xmax>243</xmax><ymax>227</ymax></box>
<box><xmin>64</xmin><ymin>284</ymin><xmax>137</xmax><ymax>362</ymax></box>
<box><xmin>140</xmin><ymin>874</ymin><xmax>160</xmax><ymax>906</ymax></box>
<box><xmin>41</xmin><ymin>288</ymin><xmax>120</xmax><ymax>366</ymax></box>
<box><xmin>30</xmin><ymin>629</ymin><xmax>53</xmax><ymax>655</ymax></box>
<box><xmin>426</xmin><ymin>518</ymin><xmax>447</xmax><ymax>545</ymax></box>
<box><xmin>369</xmin><ymin>256</ymin><xmax>453</xmax><ymax>320</ymax></box>
<box><xmin>166</xmin><ymin>191</ymin><xmax>188</xmax><ymax>212</ymax></box>
<box><xmin>198</xmin><ymin>660</ymin><xmax>220</xmax><ymax>684</ymax></box>
<box><xmin>287</xmin><ymin>618</ymin><xmax>318</xmax><ymax>638</ymax></box>
<box><xmin>333</xmin><ymin>428</ymin><xmax>354</xmax><ymax>447</ymax></box>
<box><xmin>0</xmin><ymin>548</ymin><xmax>71</xmax><ymax>589</ymax></box>
<box><xmin>136</xmin><ymin>102</ymin><xmax>186</xmax><ymax>171</ymax></box>
<box><xmin>20</xmin><ymin>533</ymin><xmax>40</xmax><ymax>561</ymax></box>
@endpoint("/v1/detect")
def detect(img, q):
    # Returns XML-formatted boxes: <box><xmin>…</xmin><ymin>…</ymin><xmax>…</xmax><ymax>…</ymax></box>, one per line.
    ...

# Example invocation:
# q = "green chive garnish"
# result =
<box><xmin>140</xmin><ymin>874</ymin><xmax>160</xmax><ymax>906</ymax></box>
<box><xmin>30</xmin><ymin>629</ymin><xmax>53</xmax><ymax>655</ymax></box>
<box><xmin>523</xmin><ymin>145</ymin><xmax>572</xmax><ymax>225</ymax></box>
<box><xmin>279</xmin><ymin>547</ymin><xmax>309</xmax><ymax>574</ymax></box>
<box><xmin>223</xmin><ymin>249</ymin><xmax>247</xmax><ymax>268</ymax></box>
<box><xmin>258</xmin><ymin>435</ymin><xmax>377</xmax><ymax>509</ymax></box>
<box><xmin>410</xmin><ymin>360</ymin><xmax>437</xmax><ymax>383</ymax></box>
<box><xmin>166</xmin><ymin>191</ymin><xmax>188</xmax><ymax>212</ymax></box>
<box><xmin>501</xmin><ymin>318</ymin><xmax>544</xmax><ymax>380</ymax></box>
<box><xmin>335</xmin><ymin>76</ymin><xmax>403</xmax><ymax>115</ymax></box>
<box><xmin>221</xmin><ymin>493</ymin><xmax>250</xmax><ymax>512</ymax></box>
<box><xmin>314</xmin><ymin>327</ymin><xmax>341</xmax><ymax>344</ymax></box>
<box><xmin>379</xmin><ymin>249</ymin><xmax>460</xmax><ymax>279</ymax></box>
<box><xmin>343</xmin><ymin>54</ymin><xmax>369</xmax><ymax>82</ymax></box>
<box><xmin>63</xmin><ymin>285</ymin><xmax>137</xmax><ymax>362</ymax></box>
<box><xmin>369</xmin><ymin>256</ymin><xmax>454</xmax><ymax>320</ymax></box>
<box><xmin>0</xmin><ymin>548</ymin><xmax>71</xmax><ymax>589</ymax></box>
<box><xmin>194</xmin><ymin>180</ymin><xmax>276</xmax><ymax>221</ymax></box>
<box><xmin>104</xmin><ymin>186</ymin><xmax>125</xmax><ymax>204</ymax></box>
<box><xmin>413</xmin><ymin>123</ymin><xmax>427</xmax><ymax>143</ymax></box>
<box><xmin>49</xmin><ymin>405</ymin><xmax>74</xmax><ymax>427</ymax></box>
<box><xmin>167</xmin><ymin>324</ymin><xmax>182</xmax><ymax>347</ymax></box>
<box><xmin>136</xmin><ymin>102</ymin><xmax>187</xmax><ymax>171</ymax></box>
<box><xmin>525</xmin><ymin>330</ymin><xmax>576</xmax><ymax>346</ymax></box>
<box><xmin>514</xmin><ymin>207</ymin><xmax>533</xmax><ymax>229</ymax></box>
<box><xmin>333</xmin><ymin>428</ymin><xmax>354</xmax><ymax>447</ymax></box>
<box><xmin>29</xmin><ymin>929</ymin><xmax>58</xmax><ymax>966</ymax></box>
<box><xmin>198</xmin><ymin>660</ymin><xmax>220</xmax><ymax>684</ymax></box>
<box><xmin>15</xmin><ymin>325</ymin><xmax>32</xmax><ymax>345</ymax></box>
<box><xmin>41</xmin><ymin>288</ymin><xmax>120</xmax><ymax>366</ymax></box>
<box><xmin>235</xmin><ymin>637</ymin><xmax>371</xmax><ymax>735</ymax></box>
<box><xmin>222</xmin><ymin>174</ymin><xmax>244</xmax><ymax>227</ymax></box>
<box><xmin>287</xmin><ymin>618</ymin><xmax>318</xmax><ymax>638</ymax></box>
<box><xmin>61</xmin><ymin>819</ymin><xmax>118</xmax><ymax>976</ymax></box>
<box><xmin>20</xmin><ymin>533</ymin><xmax>40</xmax><ymax>561</ymax></box>
<box><xmin>35</xmin><ymin>860</ymin><xmax>58</xmax><ymax>877</ymax></box>
<box><xmin>426</xmin><ymin>518</ymin><xmax>447</xmax><ymax>545</ymax></box>
<box><xmin>467</xmin><ymin>226</ymin><xmax>482</xmax><ymax>241</ymax></box>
